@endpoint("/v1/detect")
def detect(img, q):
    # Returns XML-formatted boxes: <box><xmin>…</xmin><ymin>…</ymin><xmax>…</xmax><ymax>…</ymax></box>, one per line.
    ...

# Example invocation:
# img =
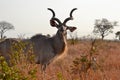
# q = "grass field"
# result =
<box><xmin>0</xmin><ymin>39</ymin><xmax>120</xmax><ymax>80</ymax></box>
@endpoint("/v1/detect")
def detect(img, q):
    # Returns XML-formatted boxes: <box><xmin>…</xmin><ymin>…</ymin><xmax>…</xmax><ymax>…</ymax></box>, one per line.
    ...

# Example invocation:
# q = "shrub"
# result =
<box><xmin>70</xmin><ymin>39</ymin><xmax>101</xmax><ymax>79</ymax></box>
<box><xmin>0</xmin><ymin>41</ymin><xmax>37</xmax><ymax>80</ymax></box>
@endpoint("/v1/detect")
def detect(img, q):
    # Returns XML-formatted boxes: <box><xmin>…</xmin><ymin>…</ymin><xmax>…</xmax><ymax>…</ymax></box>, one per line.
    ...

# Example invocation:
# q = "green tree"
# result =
<box><xmin>93</xmin><ymin>18</ymin><xmax>117</xmax><ymax>40</ymax></box>
<box><xmin>0</xmin><ymin>21</ymin><xmax>14</xmax><ymax>39</ymax></box>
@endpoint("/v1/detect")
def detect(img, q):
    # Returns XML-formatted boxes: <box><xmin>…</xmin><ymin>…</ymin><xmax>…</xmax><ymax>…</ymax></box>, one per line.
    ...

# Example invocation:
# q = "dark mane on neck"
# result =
<box><xmin>31</xmin><ymin>34</ymin><xmax>49</xmax><ymax>40</ymax></box>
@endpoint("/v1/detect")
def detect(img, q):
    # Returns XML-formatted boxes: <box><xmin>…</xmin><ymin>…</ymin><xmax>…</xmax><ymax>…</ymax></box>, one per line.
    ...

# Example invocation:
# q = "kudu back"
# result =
<box><xmin>0</xmin><ymin>8</ymin><xmax>77</xmax><ymax>71</ymax></box>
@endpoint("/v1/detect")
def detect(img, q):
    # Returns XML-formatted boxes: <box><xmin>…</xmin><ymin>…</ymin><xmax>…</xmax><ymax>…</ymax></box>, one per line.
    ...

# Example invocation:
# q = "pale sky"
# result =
<box><xmin>0</xmin><ymin>0</ymin><xmax>120</xmax><ymax>39</ymax></box>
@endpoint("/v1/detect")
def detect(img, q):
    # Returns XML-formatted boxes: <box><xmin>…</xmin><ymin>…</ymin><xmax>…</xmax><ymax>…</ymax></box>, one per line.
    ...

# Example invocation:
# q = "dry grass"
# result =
<box><xmin>1</xmin><ymin>40</ymin><xmax>120</xmax><ymax>80</ymax></box>
<box><xmin>31</xmin><ymin>40</ymin><xmax>120</xmax><ymax>80</ymax></box>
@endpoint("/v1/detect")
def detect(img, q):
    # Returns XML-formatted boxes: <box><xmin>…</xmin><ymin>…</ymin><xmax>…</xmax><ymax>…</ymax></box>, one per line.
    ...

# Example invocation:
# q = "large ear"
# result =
<box><xmin>67</xmin><ymin>27</ymin><xmax>77</xmax><ymax>32</ymax></box>
<box><xmin>48</xmin><ymin>8</ymin><xmax>62</xmax><ymax>28</ymax></box>
<box><xmin>50</xmin><ymin>19</ymin><xmax>58</xmax><ymax>27</ymax></box>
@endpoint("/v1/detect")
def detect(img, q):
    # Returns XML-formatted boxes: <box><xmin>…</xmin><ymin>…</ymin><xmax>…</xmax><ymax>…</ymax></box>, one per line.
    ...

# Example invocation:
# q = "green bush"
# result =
<box><xmin>57</xmin><ymin>72</ymin><xmax>65</xmax><ymax>80</ymax></box>
<box><xmin>0</xmin><ymin>56</ymin><xmax>27</xmax><ymax>80</ymax></box>
<box><xmin>0</xmin><ymin>41</ymin><xmax>37</xmax><ymax>80</ymax></box>
<box><xmin>70</xmin><ymin>40</ymin><xmax>101</xmax><ymax>79</ymax></box>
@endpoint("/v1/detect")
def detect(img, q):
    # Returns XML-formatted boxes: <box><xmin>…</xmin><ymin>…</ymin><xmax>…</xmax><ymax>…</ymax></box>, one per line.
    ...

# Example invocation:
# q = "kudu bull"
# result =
<box><xmin>0</xmin><ymin>8</ymin><xmax>77</xmax><ymax>71</ymax></box>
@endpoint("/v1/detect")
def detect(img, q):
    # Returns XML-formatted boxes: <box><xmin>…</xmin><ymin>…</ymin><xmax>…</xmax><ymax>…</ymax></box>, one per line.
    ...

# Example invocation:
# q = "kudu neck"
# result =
<box><xmin>52</xmin><ymin>31</ymin><xmax>67</xmax><ymax>55</ymax></box>
<box><xmin>56</xmin><ymin>30</ymin><xmax>67</xmax><ymax>43</ymax></box>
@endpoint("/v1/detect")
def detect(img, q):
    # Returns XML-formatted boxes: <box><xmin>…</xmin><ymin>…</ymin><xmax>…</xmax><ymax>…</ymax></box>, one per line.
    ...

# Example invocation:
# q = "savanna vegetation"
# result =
<box><xmin>0</xmin><ymin>13</ymin><xmax>120</xmax><ymax>80</ymax></box>
<box><xmin>0</xmin><ymin>39</ymin><xmax>120</xmax><ymax>80</ymax></box>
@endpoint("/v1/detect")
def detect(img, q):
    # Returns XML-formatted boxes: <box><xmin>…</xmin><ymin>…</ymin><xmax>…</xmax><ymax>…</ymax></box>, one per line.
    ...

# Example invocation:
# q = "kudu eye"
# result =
<box><xmin>58</xmin><ymin>26</ymin><xmax>64</xmax><ymax>32</ymax></box>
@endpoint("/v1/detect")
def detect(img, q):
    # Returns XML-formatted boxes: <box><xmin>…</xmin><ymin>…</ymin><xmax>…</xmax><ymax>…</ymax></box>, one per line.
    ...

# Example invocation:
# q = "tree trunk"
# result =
<box><xmin>101</xmin><ymin>34</ymin><xmax>104</xmax><ymax>40</ymax></box>
<box><xmin>1</xmin><ymin>32</ymin><xmax>3</xmax><ymax>40</ymax></box>
<box><xmin>119</xmin><ymin>35</ymin><xmax>120</xmax><ymax>40</ymax></box>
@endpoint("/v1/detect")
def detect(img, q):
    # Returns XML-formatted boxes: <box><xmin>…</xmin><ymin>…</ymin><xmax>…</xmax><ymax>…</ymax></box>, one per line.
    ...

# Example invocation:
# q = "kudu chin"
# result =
<box><xmin>0</xmin><ymin>8</ymin><xmax>77</xmax><ymax>71</ymax></box>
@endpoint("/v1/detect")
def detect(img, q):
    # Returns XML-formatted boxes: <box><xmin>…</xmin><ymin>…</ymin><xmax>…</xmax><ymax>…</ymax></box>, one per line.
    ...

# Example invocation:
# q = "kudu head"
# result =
<box><xmin>48</xmin><ymin>8</ymin><xmax>77</xmax><ymax>37</ymax></box>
